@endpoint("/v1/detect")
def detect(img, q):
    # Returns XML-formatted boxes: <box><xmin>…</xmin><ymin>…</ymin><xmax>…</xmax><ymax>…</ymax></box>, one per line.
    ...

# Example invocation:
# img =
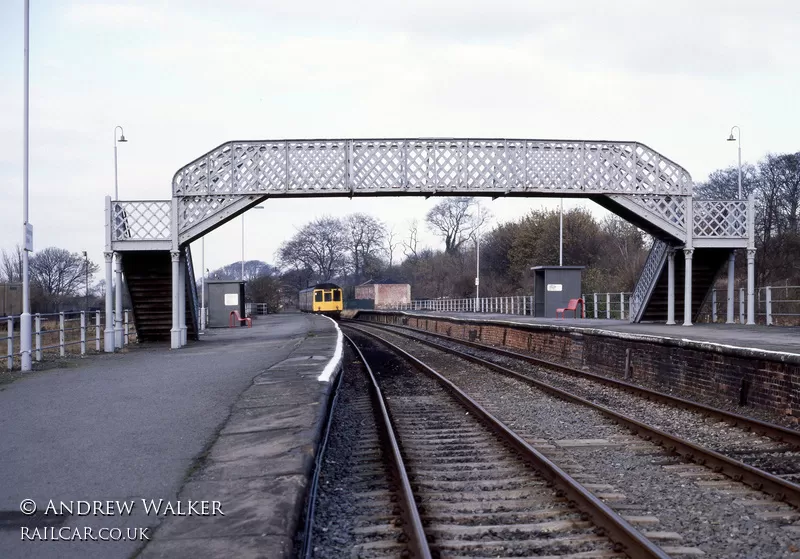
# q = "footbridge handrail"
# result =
<box><xmin>172</xmin><ymin>138</ymin><xmax>693</xmax><ymax>198</ymax></box>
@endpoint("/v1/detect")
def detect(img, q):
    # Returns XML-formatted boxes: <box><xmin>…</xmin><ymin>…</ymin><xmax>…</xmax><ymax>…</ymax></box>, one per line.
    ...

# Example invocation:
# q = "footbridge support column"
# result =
<box><xmin>666</xmin><ymin>249</ymin><xmax>676</xmax><ymax>325</ymax></box>
<box><xmin>726</xmin><ymin>252</ymin><xmax>735</xmax><ymax>323</ymax></box>
<box><xmin>170</xmin><ymin>251</ymin><xmax>181</xmax><ymax>349</ymax></box>
<box><xmin>179</xmin><ymin>252</ymin><xmax>187</xmax><ymax>346</ymax></box>
<box><xmin>683</xmin><ymin>248</ymin><xmax>694</xmax><ymax>326</ymax></box>
<box><xmin>114</xmin><ymin>254</ymin><xmax>123</xmax><ymax>349</ymax></box>
<box><xmin>746</xmin><ymin>194</ymin><xmax>756</xmax><ymax>325</ymax></box>
<box><xmin>104</xmin><ymin>252</ymin><xmax>115</xmax><ymax>352</ymax></box>
<box><xmin>682</xmin><ymin>195</ymin><xmax>694</xmax><ymax>327</ymax></box>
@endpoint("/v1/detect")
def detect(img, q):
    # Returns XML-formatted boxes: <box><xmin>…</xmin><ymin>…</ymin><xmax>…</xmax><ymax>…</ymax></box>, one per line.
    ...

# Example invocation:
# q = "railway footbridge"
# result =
<box><xmin>104</xmin><ymin>138</ymin><xmax>755</xmax><ymax>349</ymax></box>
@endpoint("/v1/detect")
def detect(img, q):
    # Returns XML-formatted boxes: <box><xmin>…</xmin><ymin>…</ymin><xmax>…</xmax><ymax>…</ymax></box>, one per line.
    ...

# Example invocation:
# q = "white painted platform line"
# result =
<box><xmin>318</xmin><ymin>316</ymin><xmax>343</xmax><ymax>382</ymax></box>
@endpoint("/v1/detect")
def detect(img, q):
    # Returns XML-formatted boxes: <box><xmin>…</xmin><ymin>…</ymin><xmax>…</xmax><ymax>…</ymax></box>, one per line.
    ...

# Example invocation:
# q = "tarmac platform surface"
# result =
<box><xmin>393</xmin><ymin>311</ymin><xmax>800</xmax><ymax>356</ymax></box>
<box><xmin>0</xmin><ymin>312</ymin><xmax>342</xmax><ymax>559</ymax></box>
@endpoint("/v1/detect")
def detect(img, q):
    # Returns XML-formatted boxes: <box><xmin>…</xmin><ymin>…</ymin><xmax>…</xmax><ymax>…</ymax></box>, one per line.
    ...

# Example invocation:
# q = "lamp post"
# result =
<box><xmin>727</xmin><ymin>126</ymin><xmax>742</xmax><ymax>200</ymax></box>
<box><xmin>241</xmin><ymin>206</ymin><xmax>265</xmax><ymax>281</ymax></box>
<box><xmin>82</xmin><ymin>251</ymin><xmax>89</xmax><ymax>311</ymax></box>
<box><xmin>20</xmin><ymin>0</ymin><xmax>32</xmax><ymax>371</ymax></box>
<box><xmin>113</xmin><ymin>126</ymin><xmax>127</xmax><ymax>200</ymax></box>
<box><xmin>112</xmin><ymin>126</ymin><xmax>127</xmax><ymax>348</ymax></box>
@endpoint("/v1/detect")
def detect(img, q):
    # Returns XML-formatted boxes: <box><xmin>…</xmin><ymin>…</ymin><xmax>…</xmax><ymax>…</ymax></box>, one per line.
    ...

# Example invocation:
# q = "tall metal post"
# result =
<box><xmin>666</xmin><ymin>249</ymin><xmax>676</xmax><ymax>325</ymax></box>
<box><xmin>726</xmin><ymin>252</ymin><xmax>735</xmax><ymax>323</ymax></box>
<box><xmin>20</xmin><ymin>0</ymin><xmax>32</xmax><ymax>371</ymax></box>
<box><xmin>114</xmin><ymin>253</ymin><xmax>123</xmax><ymax>348</ymax></box>
<box><xmin>241</xmin><ymin>214</ymin><xmax>245</xmax><ymax>281</ymax></box>
<box><xmin>746</xmin><ymin>193</ymin><xmax>756</xmax><ymax>325</ymax></box>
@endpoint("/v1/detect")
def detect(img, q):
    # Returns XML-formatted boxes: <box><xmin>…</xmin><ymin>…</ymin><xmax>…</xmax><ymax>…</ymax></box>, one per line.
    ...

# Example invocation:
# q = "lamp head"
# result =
<box><xmin>118</xmin><ymin>134</ymin><xmax>127</xmax><ymax>143</ymax></box>
<box><xmin>82</xmin><ymin>251</ymin><xmax>87</xmax><ymax>257</ymax></box>
<box><xmin>727</xmin><ymin>133</ymin><xmax>736</xmax><ymax>142</ymax></box>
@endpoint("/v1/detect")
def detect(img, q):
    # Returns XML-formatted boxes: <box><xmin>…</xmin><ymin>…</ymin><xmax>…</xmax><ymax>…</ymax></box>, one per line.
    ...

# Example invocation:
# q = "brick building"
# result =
<box><xmin>354</xmin><ymin>281</ymin><xmax>411</xmax><ymax>309</ymax></box>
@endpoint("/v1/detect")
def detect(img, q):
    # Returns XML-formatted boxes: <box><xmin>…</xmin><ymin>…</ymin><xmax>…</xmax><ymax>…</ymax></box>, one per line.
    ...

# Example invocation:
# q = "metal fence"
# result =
<box><xmin>1</xmin><ymin>311</ymin><xmax>136</xmax><ymax>372</ymax></box>
<box><xmin>392</xmin><ymin>292</ymin><xmax>632</xmax><ymax>320</ymax></box>
<box><xmin>697</xmin><ymin>285</ymin><xmax>800</xmax><ymax>326</ymax></box>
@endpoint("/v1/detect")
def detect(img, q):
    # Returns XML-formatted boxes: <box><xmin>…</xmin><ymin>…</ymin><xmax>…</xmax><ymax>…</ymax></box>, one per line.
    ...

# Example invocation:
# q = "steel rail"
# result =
<box><xmin>348</xmin><ymin>322</ymin><xmax>800</xmax><ymax>509</ymax></box>
<box><xmin>352</xmin><ymin>319</ymin><xmax>800</xmax><ymax>448</ymax></box>
<box><xmin>300</xmin><ymin>353</ymin><xmax>344</xmax><ymax>559</ymax></box>
<box><xmin>344</xmin><ymin>325</ymin><xmax>669</xmax><ymax>559</ymax></box>
<box><xmin>342</xmin><ymin>333</ymin><xmax>432</xmax><ymax>559</ymax></box>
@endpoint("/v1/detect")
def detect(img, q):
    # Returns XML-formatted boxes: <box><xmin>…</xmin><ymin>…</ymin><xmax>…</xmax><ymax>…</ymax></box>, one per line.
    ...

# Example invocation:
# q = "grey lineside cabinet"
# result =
<box><xmin>206</xmin><ymin>280</ymin><xmax>246</xmax><ymax>327</ymax></box>
<box><xmin>530</xmin><ymin>266</ymin><xmax>585</xmax><ymax>318</ymax></box>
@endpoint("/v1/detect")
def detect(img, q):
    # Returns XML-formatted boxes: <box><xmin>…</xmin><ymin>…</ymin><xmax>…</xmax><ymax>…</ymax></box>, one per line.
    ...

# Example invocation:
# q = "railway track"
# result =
<box><xmin>343</xmin><ymin>321</ymin><xmax>800</xmax><ymax>557</ymax></box>
<box><xmin>311</xmin><ymin>328</ymin><xmax>671</xmax><ymax>558</ymax></box>
<box><xmin>349</xmin><ymin>320</ymin><xmax>800</xmax><ymax>497</ymax></box>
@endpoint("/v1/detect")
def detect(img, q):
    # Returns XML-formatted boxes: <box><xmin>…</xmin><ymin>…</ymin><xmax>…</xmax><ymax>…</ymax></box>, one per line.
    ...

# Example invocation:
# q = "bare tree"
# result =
<box><xmin>426</xmin><ymin>197</ymin><xmax>490</xmax><ymax>255</ymax></box>
<box><xmin>345</xmin><ymin>213</ymin><xmax>386</xmax><ymax>280</ymax></box>
<box><xmin>1</xmin><ymin>246</ymin><xmax>24</xmax><ymax>283</ymax></box>
<box><xmin>29</xmin><ymin>247</ymin><xmax>99</xmax><ymax>311</ymax></box>
<box><xmin>402</xmin><ymin>220</ymin><xmax>420</xmax><ymax>259</ymax></box>
<box><xmin>277</xmin><ymin>217</ymin><xmax>348</xmax><ymax>281</ymax></box>
<box><xmin>384</xmin><ymin>227</ymin><xmax>400</xmax><ymax>268</ymax></box>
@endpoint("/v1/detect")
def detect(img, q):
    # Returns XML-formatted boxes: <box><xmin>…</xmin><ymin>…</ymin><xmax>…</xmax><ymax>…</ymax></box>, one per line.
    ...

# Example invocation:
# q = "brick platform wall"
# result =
<box><xmin>356</xmin><ymin>311</ymin><xmax>799</xmax><ymax>418</ymax></box>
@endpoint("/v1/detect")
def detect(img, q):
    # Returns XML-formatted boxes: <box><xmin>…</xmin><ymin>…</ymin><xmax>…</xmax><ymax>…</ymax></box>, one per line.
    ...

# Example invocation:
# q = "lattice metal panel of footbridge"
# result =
<box><xmin>108</xmin><ymin>139</ymin><xmax>750</xmax><ymax>250</ymax></box>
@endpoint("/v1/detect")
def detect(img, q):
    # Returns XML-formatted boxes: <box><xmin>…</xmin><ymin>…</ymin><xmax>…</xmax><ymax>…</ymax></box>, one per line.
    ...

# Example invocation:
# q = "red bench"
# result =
<box><xmin>229</xmin><ymin>311</ymin><xmax>252</xmax><ymax>328</ymax></box>
<box><xmin>556</xmin><ymin>298</ymin><xmax>585</xmax><ymax>319</ymax></box>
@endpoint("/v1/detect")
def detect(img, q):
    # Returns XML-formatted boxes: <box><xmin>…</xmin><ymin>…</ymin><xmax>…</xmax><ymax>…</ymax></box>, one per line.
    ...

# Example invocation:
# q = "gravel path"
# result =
<box><xmin>354</xmin><ymin>324</ymin><xmax>800</xmax><ymax>558</ymax></box>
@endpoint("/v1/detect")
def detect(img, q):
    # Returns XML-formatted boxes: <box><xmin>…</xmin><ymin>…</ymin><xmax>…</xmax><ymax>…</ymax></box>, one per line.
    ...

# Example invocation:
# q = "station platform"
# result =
<box><xmin>354</xmin><ymin>310</ymin><xmax>799</xmax><ymax>420</ymax></box>
<box><xmin>0</xmin><ymin>313</ymin><xmax>342</xmax><ymax>559</ymax></box>
<box><xmin>399</xmin><ymin>311</ymin><xmax>800</xmax><ymax>357</ymax></box>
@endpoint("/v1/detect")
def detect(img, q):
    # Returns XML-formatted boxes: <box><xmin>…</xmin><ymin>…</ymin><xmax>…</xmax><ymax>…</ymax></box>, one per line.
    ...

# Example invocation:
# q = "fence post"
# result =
<box><xmin>80</xmin><ymin>311</ymin><xmax>86</xmax><ymax>355</ymax></box>
<box><xmin>711</xmin><ymin>290</ymin><xmax>718</xmax><ymax>322</ymax></box>
<box><xmin>593</xmin><ymin>293</ymin><xmax>598</xmax><ymax>318</ymax></box>
<box><xmin>606</xmin><ymin>293</ymin><xmax>611</xmax><ymax>319</ymax></box>
<box><xmin>739</xmin><ymin>287</ymin><xmax>745</xmax><ymax>324</ymax></box>
<box><xmin>59</xmin><ymin>312</ymin><xmax>66</xmax><ymax>357</ymax></box>
<box><xmin>95</xmin><ymin>311</ymin><xmax>101</xmax><ymax>351</ymax></box>
<box><xmin>6</xmin><ymin>317</ymin><xmax>12</xmax><ymax>371</ymax></box>
<box><xmin>620</xmin><ymin>293</ymin><xmax>625</xmax><ymax>320</ymax></box>
<box><xmin>35</xmin><ymin>314</ymin><xmax>42</xmax><ymax>361</ymax></box>
<box><xmin>765</xmin><ymin>287</ymin><xmax>773</xmax><ymax>326</ymax></box>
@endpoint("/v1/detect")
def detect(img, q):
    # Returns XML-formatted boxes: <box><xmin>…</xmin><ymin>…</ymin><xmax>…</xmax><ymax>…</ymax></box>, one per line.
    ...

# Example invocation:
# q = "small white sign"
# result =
<box><xmin>224</xmin><ymin>293</ymin><xmax>239</xmax><ymax>306</ymax></box>
<box><xmin>24</xmin><ymin>223</ymin><xmax>33</xmax><ymax>252</ymax></box>
<box><xmin>546</xmin><ymin>283</ymin><xmax>563</xmax><ymax>292</ymax></box>
<box><xmin>474</xmin><ymin>277</ymin><xmax>480</xmax><ymax>286</ymax></box>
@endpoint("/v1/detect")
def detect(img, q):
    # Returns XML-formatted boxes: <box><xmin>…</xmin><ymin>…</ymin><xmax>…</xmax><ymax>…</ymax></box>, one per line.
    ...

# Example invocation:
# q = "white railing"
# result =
<box><xmin>392</xmin><ymin>293</ymin><xmax>632</xmax><ymax>320</ymax></box>
<box><xmin>2</xmin><ymin>310</ymin><xmax>134</xmax><ymax>371</ymax></box>
<box><xmin>698</xmin><ymin>285</ymin><xmax>800</xmax><ymax>326</ymax></box>
<box><xmin>245</xmin><ymin>303</ymin><xmax>271</xmax><ymax>316</ymax></box>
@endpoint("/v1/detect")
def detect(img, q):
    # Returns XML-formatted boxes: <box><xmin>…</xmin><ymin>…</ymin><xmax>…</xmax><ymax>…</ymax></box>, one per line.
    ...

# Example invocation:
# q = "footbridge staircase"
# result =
<box><xmin>106</xmin><ymin>138</ymin><xmax>754</xmax><ymax>346</ymax></box>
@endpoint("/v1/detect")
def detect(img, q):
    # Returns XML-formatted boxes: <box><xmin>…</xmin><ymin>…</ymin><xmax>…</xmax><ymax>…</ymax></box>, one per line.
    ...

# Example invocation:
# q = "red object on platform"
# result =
<box><xmin>229</xmin><ymin>311</ymin><xmax>252</xmax><ymax>328</ymax></box>
<box><xmin>556</xmin><ymin>298</ymin><xmax>585</xmax><ymax>319</ymax></box>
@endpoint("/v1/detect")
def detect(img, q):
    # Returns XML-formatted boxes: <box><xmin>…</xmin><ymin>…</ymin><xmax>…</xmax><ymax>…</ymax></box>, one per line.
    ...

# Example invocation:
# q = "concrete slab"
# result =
<box><xmin>139</xmin><ymin>314</ymin><xmax>342</xmax><ymax>559</ymax></box>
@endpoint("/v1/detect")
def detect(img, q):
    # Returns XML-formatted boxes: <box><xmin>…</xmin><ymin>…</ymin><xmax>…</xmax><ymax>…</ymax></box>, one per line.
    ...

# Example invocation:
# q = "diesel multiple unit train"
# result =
<box><xmin>299</xmin><ymin>283</ymin><xmax>343</xmax><ymax>317</ymax></box>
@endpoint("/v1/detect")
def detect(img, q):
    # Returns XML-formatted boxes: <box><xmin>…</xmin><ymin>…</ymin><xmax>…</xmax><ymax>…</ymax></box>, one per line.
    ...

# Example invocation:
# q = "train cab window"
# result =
<box><xmin>324</xmin><ymin>291</ymin><xmax>332</xmax><ymax>302</ymax></box>
<box><xmin>333</xmin><ymin>290</ymin><xmax>341</xmax><ymax>302</ymax></box>
<box><xmin>314</xmin><ymin>291</ymin><xmax>323</xmax><ymax>302</ymax></box>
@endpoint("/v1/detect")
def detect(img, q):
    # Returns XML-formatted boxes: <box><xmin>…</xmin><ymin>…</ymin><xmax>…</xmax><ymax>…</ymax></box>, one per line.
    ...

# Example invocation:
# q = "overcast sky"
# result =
<box><xmin>1</xmin><ymin>0</ymin><xmax>799</xmax><ymax>275</ymax></box>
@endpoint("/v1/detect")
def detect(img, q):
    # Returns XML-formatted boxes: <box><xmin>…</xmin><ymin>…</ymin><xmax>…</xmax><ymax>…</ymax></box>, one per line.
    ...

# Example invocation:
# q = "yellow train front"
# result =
<box><xmin>299</xmin><ymin>283</ymin><xmax>343</xmax><ymax>318</ymax></box>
